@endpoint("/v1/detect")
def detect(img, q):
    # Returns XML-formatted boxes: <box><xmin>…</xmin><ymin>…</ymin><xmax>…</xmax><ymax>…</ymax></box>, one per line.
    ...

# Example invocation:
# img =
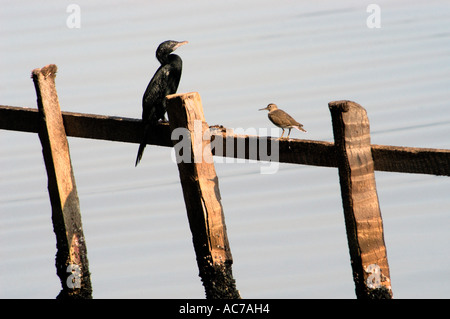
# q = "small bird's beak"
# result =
<box><xmin>174</xmin><ymin>41</ymin><xmax>189</xmax><ymax>50</ymax></box>
<box><xmin>259</xmin><ymin>106</ymin><xmax>268</xmax><ymax>111</ymax></box>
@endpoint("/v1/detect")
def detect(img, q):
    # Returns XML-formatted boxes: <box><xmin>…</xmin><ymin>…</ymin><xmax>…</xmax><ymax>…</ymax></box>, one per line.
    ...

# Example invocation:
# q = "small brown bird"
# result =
<box><xmin>259</xmin><ymin>103</ymin><xmax>306</xmax><ymax>138</ymax></box>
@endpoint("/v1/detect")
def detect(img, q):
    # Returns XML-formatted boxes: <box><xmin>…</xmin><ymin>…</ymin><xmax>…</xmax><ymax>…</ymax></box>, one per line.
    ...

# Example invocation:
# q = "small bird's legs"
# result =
<box><xmin>279</xmin><ymin>128</ymin><xmax>293</xmax><ymax>139</ymax></box>
<box><xmin>287</xmin><ymin>128</ymin><xmax>293</xmax><ymax>138</ymax></box>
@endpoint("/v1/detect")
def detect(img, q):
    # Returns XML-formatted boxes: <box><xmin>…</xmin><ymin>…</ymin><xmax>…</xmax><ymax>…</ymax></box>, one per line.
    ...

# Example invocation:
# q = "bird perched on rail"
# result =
<box><xmin>135</xmin><ymin>40</ymin><xmax>188</xmax><ymax>166</ymax></box>
<box><xmin>259</xmin><ymin>103</ymin><xmax>306</xmax><ymax>139</ymax></box>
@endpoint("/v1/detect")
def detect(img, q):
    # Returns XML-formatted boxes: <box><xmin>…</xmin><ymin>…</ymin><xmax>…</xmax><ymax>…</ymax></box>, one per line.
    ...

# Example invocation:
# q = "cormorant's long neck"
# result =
<box><xmin>157</xmin><ymin>52</ymin><xmax>174</xmax><ymax>65</ymax></box>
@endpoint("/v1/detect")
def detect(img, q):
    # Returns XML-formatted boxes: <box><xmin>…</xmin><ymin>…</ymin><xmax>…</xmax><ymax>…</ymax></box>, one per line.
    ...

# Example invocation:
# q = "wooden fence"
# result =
<box><xmin>1</xmin><ymin>64</ymin><xmax>449</xmax><ymax>299</ymax></box>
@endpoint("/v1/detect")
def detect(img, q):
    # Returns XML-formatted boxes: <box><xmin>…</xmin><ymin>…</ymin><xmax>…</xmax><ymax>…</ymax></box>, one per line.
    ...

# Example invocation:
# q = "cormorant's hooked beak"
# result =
<box><xmin>174</xmin><ymin>41</ymin><xmax>189</xmax><ymax>50</ymax></box>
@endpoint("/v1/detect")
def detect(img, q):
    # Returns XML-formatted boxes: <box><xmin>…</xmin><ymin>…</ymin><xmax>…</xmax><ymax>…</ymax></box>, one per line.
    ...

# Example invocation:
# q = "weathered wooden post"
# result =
<box><xmin>32</xmin><ymin>64</ymin><xmax>92</xmax><ymax>299</ymax></box>
<box><xmin>166</xmin><ymin>92</ymin><xmax>240</xmax><ymax>299</ymax></box>
<box><xmin>329</xmin><ymin>100</ymin><xmax>392</xmax><ymax>299</ymax></box>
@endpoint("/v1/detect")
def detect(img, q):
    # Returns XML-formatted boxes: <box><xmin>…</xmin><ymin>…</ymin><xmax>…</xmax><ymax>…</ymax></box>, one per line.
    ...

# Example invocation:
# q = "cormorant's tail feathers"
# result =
<box><xmin>135</xmin><ymin>123</ymin><xmax>151</xmax><ymax>167</ymax></box>
<box><xmin>135</xmin><ymin>142</ymin><xmax>146</xmax><ymax>167</ymax></box>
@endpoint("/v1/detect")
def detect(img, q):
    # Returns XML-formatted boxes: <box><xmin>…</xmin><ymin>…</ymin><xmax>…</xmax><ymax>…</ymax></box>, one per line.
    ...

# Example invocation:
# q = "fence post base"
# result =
<box><xmin>32</xmin><ymin>64</ymin><xmax>92</xmax><ymax>299</ymax></box>
<box><xmin>329</xmin><ymin>100</ymin><xmax>393</xmax><ymax>299</ymax></box>
<box><xmin>166</xmin><ymin>92</ymin><xmax>240</xmax><ymax>299</ymax></box>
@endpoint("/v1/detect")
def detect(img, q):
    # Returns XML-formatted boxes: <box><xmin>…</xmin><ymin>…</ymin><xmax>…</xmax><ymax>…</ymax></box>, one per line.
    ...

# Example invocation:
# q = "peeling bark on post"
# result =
<box><xmin>32</xmin><ymin>64</ymin><xmax>92</xmax><ymax>299</ymax></box>
<box><xmin>329</xmin><ymin>100</ymin><xmax>393</xmax><ymax>299</ymax></box>
<box><xmin>166</xmin><ymin>92</ymin><xmax>240</xmax><ymax>299</ymax></box>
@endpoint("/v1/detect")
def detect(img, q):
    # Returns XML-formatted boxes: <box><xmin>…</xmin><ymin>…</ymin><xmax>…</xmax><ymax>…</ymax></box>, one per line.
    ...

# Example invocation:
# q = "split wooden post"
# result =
<box><xmin>166</xmin><ymin>92</ymin><xmax>240</xmax><ymax>299</ymax></box>
<box><xmin>329</xmin><ymin>100</ymin><xmax>392</xmax><ymax>299</ymax></box>
<box><xmin>32</xmin><ymin>64</ymin><xmax>92</xmax><ymax>299</ymax></box>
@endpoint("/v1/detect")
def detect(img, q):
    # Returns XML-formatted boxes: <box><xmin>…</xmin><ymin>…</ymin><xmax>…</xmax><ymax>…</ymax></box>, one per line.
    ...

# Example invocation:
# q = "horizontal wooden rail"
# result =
<box><xmin>1</xmin><ymin>104</ymin><xmax>449</xmax><ymax>176</ymax></box>
<box><xmin>0</xmin><ymin>104</ymin><xmax>172</xmax><ymax>146</ymax></box>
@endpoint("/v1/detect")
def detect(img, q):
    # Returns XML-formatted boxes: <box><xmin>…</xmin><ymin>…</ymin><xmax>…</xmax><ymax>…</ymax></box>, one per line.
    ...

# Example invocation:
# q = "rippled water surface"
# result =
<box><xmin>1</xmin><ymin>0</ymin><xmax>450</xmax><ymax>298</ymax></box>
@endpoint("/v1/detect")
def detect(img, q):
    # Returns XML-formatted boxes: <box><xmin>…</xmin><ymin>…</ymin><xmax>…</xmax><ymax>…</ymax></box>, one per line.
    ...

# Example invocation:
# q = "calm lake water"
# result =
<box><xmin>1</xmin><ymin>0</ymin><xmax>449</xmax><ymax>298</ymax></box>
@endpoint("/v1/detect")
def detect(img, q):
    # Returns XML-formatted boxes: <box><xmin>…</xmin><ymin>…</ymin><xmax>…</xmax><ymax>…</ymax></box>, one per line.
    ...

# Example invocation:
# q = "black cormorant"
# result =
<box><xmin>259</xmin><ymin>103</ymin><xmax>306</xmax><ymax>138</ymax></box>
<box><xmin>135</xmin><ymin>40</ymin><xmax>188</xmax><ymax>166</ymax></box>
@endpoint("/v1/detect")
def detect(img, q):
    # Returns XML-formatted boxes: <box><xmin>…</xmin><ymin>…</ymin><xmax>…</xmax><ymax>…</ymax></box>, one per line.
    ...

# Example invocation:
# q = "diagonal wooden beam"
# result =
<box><xmin>329</xmin><ymin>100</ymin><xmax>392</xmax><ymax>299</ymax></box>
<box><xmin>31</xmin><ymin>64</ymin><xmax>92</xmax><ymax>299</ymax></box>
<box><xmin>166</xmin><ymin>92</ymin><xmax>240</xmax><ymax>299</ymax></box>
